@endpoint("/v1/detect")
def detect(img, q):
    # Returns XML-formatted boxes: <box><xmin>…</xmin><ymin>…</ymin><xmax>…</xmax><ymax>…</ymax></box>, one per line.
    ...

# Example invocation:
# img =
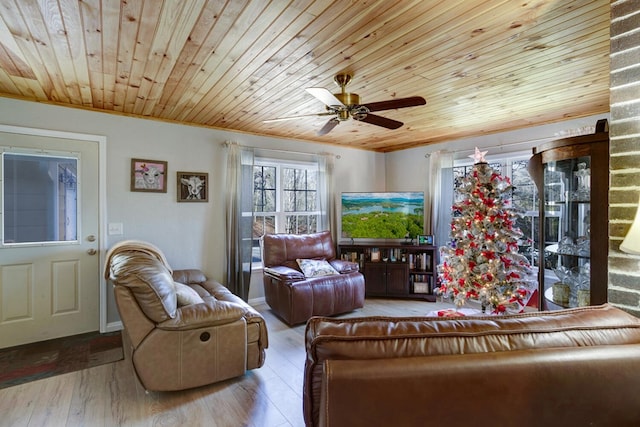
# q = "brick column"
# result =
<box><xmin>609</xmin><ymin>0</ymin><xmax>640</xmax><ymax>315</ymax></box>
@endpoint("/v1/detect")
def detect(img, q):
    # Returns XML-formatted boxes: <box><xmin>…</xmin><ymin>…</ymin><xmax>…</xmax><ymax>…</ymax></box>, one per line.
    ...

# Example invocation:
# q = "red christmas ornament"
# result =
<box><xmin>482</xmin><ymin>251</ymin><xmax>496</xmax><ymax>260</ymax></box>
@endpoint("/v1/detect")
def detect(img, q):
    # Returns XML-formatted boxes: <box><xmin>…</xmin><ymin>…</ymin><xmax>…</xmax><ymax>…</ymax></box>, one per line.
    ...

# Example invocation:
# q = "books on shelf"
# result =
<box><xmin>411</xmin><ymin>274</ymin><xmax>432</xmax><ymax>294</ymax></box>
<box><xmin>408</xmin><ymin>253</ymin><xmax>432</xmax><ymax>271</ymax></box>
<box><xmin>337</xmin><ymin>243</ymin><xmax>438</xmax><ymax>299</ymax></box>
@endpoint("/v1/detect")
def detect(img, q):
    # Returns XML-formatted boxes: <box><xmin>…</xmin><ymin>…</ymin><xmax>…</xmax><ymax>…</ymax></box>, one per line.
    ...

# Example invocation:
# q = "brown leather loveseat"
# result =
<box><xmin>304</xmin><ymin>304</ymin><xmax>640</xmax><ymax>427</ymax></box>
<box><xmin>262</xmin><ymin>231</ymin><xmax>365</xmax><ymax>325</ymax></box>
<box><xmin>106</xmin><ymin>240</ymin><xmax>268</xmax><ymax>391</ymax></box>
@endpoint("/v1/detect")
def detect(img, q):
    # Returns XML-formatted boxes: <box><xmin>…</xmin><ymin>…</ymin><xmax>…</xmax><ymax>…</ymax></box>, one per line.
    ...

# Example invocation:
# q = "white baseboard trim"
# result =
<box><xmin>106</xmin><ymin>320</ymin><xmax>123</xmax><ymax>332</ymax></box>
<box><xmin>248</xmin><ymin>296</ymin><xmax>266</xmax><ymax>307</ymax></box>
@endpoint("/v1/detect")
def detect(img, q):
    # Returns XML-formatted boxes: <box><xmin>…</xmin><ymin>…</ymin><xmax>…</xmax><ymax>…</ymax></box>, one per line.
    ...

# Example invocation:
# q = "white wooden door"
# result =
<box><xmin>0</xmin><ymin>130</ymin><xmax>100</xmax><ymax>349</ymax></box>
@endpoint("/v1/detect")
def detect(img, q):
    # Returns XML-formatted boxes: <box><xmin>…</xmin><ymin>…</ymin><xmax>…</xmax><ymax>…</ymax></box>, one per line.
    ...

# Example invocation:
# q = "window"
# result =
<box><xmin>2</xmin><ymin>152</ymin><xmax>78</xmax><ymax>245</ymax></box>
<box><xmin>452</xmin><ymin>156</ymin><xmax>539</xmax><ymax>266</ymax></box>
<box><xmin>251</xmin><ymin>159</ymin><xmax>321</xmax><ymax>263</ymax></box>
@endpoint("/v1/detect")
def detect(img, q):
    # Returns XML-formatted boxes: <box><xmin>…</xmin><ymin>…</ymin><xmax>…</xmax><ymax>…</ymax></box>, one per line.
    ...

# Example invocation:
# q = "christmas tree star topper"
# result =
<box><xmin>469</xmin><ymin>147</ymin><xmax>488</xmax><ymax>164</ymax></box>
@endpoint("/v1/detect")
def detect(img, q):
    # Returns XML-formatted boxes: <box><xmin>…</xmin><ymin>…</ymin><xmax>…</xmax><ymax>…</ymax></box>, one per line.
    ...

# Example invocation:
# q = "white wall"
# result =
<box><xmin>385</xmin><ymin>113</ymin><xmax>609</xmax><ymax>242</ymax></box>
<box><xmin>0</xmin><ymin>97</ymin><xmax>383</xmax><ymax>323</ymax></box>
<box><xmin>385</xmin><ymin>113</ymin><xmax>610</xmax><ymax>200</ymax></box>
<box><xmin>0</xmin><ymin>96</ymin><xmax>610</xmax><ymax>325</ymax></box>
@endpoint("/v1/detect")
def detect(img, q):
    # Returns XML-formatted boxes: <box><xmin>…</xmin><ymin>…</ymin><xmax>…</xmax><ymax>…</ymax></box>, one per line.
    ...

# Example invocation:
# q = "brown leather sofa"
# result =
<box><xmin>304</xmin><ymin>304</ymin><xmax>640</xmax><ymax>427</ymax></box>
<box><xmin>105</xmin><ymin>240</ymin><xmax>268</xmax><ymax>392</ymax></box>
<box><xmin>262</xmin><ymin>231</ymin><xmax>365</xmax><ymax>325</ymax></box>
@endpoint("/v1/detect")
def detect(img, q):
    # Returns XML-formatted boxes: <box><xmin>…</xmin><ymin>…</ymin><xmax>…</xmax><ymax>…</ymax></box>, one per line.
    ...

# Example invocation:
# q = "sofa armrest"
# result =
<box><xmin>264</xmin><ymin>265</ymin><xmax>305</xmax><ymax>282</ymax></box>
<box><xmin>157</xmin><ymin>298</ymin><xmax>246</xmax><ymax>330</ymax></box>
<box><xmin>200</xmin><ymin>279</ymin><xmax>269</xmax><ymax>349</ymax></box>
<box><xmin>172</xmin><ymin>269</ymin><xmax>208</xmax><ymax>284</ymax></box>
<box><xmin>328</xmin><ymin>259</ymin><xmax>359</xmax><ymax>274</ymax></box>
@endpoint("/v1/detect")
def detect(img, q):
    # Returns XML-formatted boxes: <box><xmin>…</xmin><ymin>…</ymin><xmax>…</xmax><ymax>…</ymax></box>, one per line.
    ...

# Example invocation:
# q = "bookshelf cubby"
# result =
<box><xmin>338</xmin><ymin>243</ymin><xmax>438</xmax><ymax>301</ymax></box>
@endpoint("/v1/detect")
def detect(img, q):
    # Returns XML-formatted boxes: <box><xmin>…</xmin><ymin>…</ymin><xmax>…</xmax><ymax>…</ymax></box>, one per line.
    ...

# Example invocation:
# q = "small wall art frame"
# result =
<box><xmin>177</xmin><ymin>171</ymin><xmax>208</xmax><ymax>202</ymax></box>
<box><xmin>131</xmin><ymin>158</ymin><xmax>168</xmax><ymax>193</ymax></box>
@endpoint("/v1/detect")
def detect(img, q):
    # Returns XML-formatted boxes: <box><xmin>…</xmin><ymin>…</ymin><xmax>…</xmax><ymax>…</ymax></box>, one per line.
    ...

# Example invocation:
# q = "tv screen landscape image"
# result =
<box><xmin>341</xmin><ymin>192</ymin><xmax>424</xmax><ymax>239</ymax></box>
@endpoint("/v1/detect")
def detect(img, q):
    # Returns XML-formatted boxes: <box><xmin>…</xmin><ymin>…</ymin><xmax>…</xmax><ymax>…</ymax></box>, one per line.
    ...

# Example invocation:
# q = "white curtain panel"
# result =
<box><xmin>316</xmin><ymin>153</ymin><xmax>335</xmax><ymax>240</ymax></box>
<box><xmin>224</xmin><ymin>142</ymin><xmax>254</xmax><ymax>301</ymax></box>
<box><xmin>426</xmin><ymin>151</ymin><xmax>453</xmax><ymax>236</ymax></box>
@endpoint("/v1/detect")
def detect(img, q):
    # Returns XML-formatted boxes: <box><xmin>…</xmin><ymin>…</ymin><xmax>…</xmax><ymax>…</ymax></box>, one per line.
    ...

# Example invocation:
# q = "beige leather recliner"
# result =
<box><xmin>105</xmin><ymin>240</ymin><xmax>268</xmax><ymax>392</ymax></box>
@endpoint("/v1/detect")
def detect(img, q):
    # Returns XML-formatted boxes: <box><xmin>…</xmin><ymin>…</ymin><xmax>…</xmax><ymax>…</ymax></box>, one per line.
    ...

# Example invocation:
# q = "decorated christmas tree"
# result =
<box><xmin>437</xmin><ymin>148</ymin><xmax>534</xmax><ymax>313</ymax></box>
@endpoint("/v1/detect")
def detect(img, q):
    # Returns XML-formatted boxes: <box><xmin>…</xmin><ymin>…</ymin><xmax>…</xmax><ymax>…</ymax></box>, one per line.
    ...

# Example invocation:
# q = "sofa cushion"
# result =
<box><xmin>172</xmin><ymin>269</ymin><xmax>208</xmax><ymax>285</ymax></box>
<box><xmin>158</xmin><ymin>299</ymin><xmax>247</xmax><ymax>330</ymax></box>
<box><xmin>329</xmin><ymin>259</ymin><xmax>359</xmax><ymax>274</ymax></box>
<box><xmin>262</xmin><ymin>231</ymin><xmax>336</xmax><ymax>266</ymax></box>
<box><xmin>108</xmin><ymin>251</ymin><xmax>177</xmax><ymax>322</ymax></box>
<box><xmin>305</xmin><ymin>304</ymin><xmax>640</xmax><ymax>363</ymax></box>
<box><xmin>174</xmin><ymin>282</ymin><xmax>205</xmax><ymax>306</ymax></box>
<box><xmin>264</xmin><ymin>265</ymin><xmax>306</xmax><ymax>282</ymax></box>
<box><xmin>297</xmin><ymin>259</ymin><xmax>339</xmax><ymax>278</ymax></box>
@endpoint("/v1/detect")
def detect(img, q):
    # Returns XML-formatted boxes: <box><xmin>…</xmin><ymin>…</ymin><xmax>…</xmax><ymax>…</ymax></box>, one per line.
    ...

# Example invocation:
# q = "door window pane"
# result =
<box><xmin>2</xmin><ymin>153</ymin><xmax>78</xmax><ymax>244</ymax></box>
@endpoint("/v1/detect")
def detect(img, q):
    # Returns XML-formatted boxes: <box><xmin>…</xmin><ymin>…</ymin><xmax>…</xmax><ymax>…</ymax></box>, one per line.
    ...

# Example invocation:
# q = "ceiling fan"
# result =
<box><xmin>264</xmin><ymin>73</ymin><xmax>426</xmax><ymax>135</ymax></box>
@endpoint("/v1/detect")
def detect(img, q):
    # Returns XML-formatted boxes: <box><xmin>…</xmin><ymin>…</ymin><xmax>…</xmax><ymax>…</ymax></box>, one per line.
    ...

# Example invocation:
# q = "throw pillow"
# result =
<box><xmin>174</xmin><ymin>282</ymin><xmax>205</xmax><ymax>306</ymax></box>
<box><xmin>296</xmin><ymin>259</ymin><xmax>339</xmax><ymax>278</ymax></box>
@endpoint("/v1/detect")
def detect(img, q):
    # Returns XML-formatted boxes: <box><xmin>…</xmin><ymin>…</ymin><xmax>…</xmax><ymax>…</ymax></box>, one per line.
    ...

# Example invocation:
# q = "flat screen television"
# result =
<box><xmin>341</xmin><ymin>192</ymin><xmax>424</xmax><ymax>240</ymax></box>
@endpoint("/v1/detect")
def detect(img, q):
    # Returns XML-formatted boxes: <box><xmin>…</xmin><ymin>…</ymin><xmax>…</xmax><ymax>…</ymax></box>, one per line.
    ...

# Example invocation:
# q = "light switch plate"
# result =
<box><xmin>108</xmin><ymin>222</ymin><xmax>123</xmax><ymax>235</ymax></box>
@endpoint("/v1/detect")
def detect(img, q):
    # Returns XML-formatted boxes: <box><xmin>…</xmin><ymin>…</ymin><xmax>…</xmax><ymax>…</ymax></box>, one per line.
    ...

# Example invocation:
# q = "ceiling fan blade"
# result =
<box><xmin>317</xmin><ymin>118</ymin><xmax>340</xmax><ymax>135</ymax></box>
<box><xmin>306</xmin><ymin>87</ymin><xmax>345</xmax><ymax>108</ymax></box>
<box><xmin>361</xmin><ymin>96</ymin><xmax>426</xmax><ymax>112</ymax></box>
<box><xmin>263</xmin><ymin>112</ymin><xmax>334</xmax><ymax>123</ymax></box>
<box><xmin>356</xmin><ymin>113</ymin><xmax>404</xmax><ymax>130</ymax></box>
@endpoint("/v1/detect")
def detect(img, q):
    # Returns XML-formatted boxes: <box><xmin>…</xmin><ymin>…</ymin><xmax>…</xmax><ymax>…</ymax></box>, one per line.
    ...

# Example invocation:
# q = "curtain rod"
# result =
<box><xmin>456</xmin><ymin>137</ymin><xmax>554</xmax><ymax>153</ymax></box>
<box><xmin>425</xmin><ymin>125</ymin><xmax>598</xmax><ymax>158</ymax></box>
<box><xmin>222</xmin><ymin>141</ymin><xmax>340</xmax><ymax>159</ymax></box>
<box><xmin>424</xmin><ymin>136</ymin><xmax>557</xmax><ymax>158</ymax></box>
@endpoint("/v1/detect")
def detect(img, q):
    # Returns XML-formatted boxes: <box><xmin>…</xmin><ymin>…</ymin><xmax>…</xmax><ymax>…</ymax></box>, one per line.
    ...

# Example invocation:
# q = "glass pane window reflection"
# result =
<box><xmin>250</xmin><ymin>160</ymin><xmax>321</xmax><ymax>264</ymax></box>
<box><xmin>452</xmin><ymin>158</ymin><xmax>539</xmax><ymax>267</ymax></box>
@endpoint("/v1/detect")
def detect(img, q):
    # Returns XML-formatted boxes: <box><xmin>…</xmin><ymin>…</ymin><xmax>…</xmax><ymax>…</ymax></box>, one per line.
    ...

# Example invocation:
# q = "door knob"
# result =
<box><xmin>87</xmin><ymin>248</ymin><xmax>97</xmax><ymax>255</ymax></box>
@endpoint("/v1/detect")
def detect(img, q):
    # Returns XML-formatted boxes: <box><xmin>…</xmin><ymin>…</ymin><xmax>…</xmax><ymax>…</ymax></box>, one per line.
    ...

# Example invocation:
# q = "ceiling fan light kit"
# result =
<box><xmin>264</xmin><ymin>73</ymin><xmax>426</xmax><ymax>135</ymax></box>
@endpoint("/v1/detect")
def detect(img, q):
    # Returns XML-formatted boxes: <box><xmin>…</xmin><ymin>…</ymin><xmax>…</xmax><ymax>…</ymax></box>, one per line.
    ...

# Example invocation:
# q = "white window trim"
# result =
<box><xmin>251</xmin><ymin>157</ymin><xmax>322</xmax><ymax>269</ymax></box>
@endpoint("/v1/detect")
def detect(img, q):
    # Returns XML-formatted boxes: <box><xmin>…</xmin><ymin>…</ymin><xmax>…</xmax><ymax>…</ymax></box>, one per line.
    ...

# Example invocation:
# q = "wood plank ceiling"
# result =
<box><xmin>0</xmin><ymin>0</ymin><xmax>610</xmax><ymax>152</ymax></box>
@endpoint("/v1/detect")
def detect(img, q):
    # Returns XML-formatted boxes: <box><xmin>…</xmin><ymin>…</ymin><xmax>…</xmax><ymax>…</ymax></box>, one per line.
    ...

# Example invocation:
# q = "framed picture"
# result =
<box><xmin>131</xmin><ymin>158</ymin><xmax>167</xmax><ymax>193</ymax></box>
<box><xmin>418</xmin><ymin>234</ymin><xmax>434</xmax><ymax>245</ymax></box>
<box><xmin>177</xmin><ymin>171</ymin><xmax>208</xmax><ymax>202</ymax></box>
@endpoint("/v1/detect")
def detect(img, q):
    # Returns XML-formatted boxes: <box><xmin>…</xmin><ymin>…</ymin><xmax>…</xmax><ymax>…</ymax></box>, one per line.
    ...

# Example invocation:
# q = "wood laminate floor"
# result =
<box><xmin>0</xmin><ymin>298</ymin><xmax>455</xmax><ymax>427</ymax></box>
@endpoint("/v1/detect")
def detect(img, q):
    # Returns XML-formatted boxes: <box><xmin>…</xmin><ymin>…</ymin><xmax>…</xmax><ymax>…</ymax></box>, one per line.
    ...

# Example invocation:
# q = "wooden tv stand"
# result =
<box><xmin>338</xmin><ymin>242</ymin><xmax>438</xmax><ymax>302</ymax></box>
